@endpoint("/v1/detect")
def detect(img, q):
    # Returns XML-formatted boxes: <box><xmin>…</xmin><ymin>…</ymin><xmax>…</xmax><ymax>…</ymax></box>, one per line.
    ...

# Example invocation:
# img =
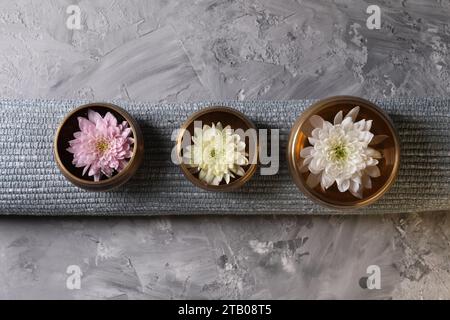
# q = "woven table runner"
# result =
<box><xmin>0</xmin><ymin>98</ymin><xmax>449</xmax><ymax>216</ymax></box>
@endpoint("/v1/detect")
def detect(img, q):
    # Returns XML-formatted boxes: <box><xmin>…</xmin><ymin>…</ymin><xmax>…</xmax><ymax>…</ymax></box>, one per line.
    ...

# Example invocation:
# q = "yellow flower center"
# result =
<box><xmin>330</xmin><ymin>143</ymin><xmax>348</xmax><ymax>162</ymax></box>
<box><xmin>96</xmin><ymin>139</ymin><xmax>109</xmax><ymax>153</ymax></box>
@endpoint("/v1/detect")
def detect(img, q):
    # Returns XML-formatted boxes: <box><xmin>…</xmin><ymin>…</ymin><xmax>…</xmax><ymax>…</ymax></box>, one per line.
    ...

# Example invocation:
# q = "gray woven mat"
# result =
<box><xmin>0</xmin><ymin>98</ymin><xmax>449</xmax><ymax>216</ymax></box>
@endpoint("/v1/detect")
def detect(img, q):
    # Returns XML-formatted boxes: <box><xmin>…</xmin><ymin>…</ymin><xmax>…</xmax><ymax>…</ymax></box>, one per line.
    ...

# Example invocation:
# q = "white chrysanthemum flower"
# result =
<box><xmin>184</xmin><ymin>122</ymin><xmax>248</xmax><ymax>185</ymax></box>
<box><xmin>300</xmin><ymin>106</ymin><xmax>385</xmax><ymax>198</ymax></box>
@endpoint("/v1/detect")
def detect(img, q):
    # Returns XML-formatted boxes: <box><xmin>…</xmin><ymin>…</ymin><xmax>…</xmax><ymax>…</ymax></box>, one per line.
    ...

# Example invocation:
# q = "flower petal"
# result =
<box><xmin>300</xmin><ymin>157</ymin><xmax>313</xmax><ymax>173</ymax></box>
<box><xmin>193</xmin><ymin>126</ymin><xmax>203</xmax><ymax>138</ymax></box>
<box><xmin>354</xmin><ymin>119</ymin><xmax>366</xmax><ymax>130</ymax></box>
<box><xmin>300</xmin><ymin>146</ymin><xmax>314</xmax><ymax>158</ymax></box>
<box><xmin>300</xmin><ymin>162</ymin><xmax>309</xmax><ymax>173</ymax></box>
<box><xmin>323</xmin><ymin>121</ymin><xmax>333</xmax><ymax>130</ymax></box>
<box><xmin>366</xmin><ymin>158</ymin><xmax>379</xmax><ymax>167</ymax></box>
<box><xmin>121</xmin><ymin>127</ymin><xmax>132</xmax><ymax>138</ymax></box>
<box><xmin>362</xmin><ymin>174</ymin><xmax>372</xmax><ymax>189</ymax></box>
<box><xmin>204</xmin><ymin>171</ymin><xmax>215</xmax><ymax>184</ymax></box>
<box><xmin>370</xmin><ymin>135</ymin><xmax>389</xmax><ymax>145</ymax></box>
<box><xmin>309</xmin><ymin>156</ymin><xmax>325</xmax><ymax>174</ymax></box>
<box><xmin>199</xmin><ymin>170</ymin><xmax>207</xmax><ymax>181</ymax></box>
<box><xmin>308</xmin><ymin>137</ymin><xmax>318</xmax><ymax>145</ymax></box>
<box><xmin>88</xmin><ymin>109</ymin><xmax>102</xmax><ymax>123</ymax></box>
<box><xmin>334</xmin><ymin>111</ymin><xmax>343</xmax><ymax>125</ymax></box>
<box><xmin>365</xmin><ymin>147</ymin><xmax>382</xmax><ymax>159</ymax></box>
<box><xmin>359</xmin><ymin>131</ymin><xmax>374</xmax><ymax>143</ymax></box>
<box><xmin>211</xmin><ymin>176</ymin><xmax>222</xmax><ymax>186</ymax></box>
<box><xmin>349</xmin><ymin>180</ymin><xmax>360</xmax><ymax>194</ymax></box>
<box><xmin>309</xmin><ymin>115</ymin><xmax>324</xmax><ymax>129</ymax></box>
<box><xmin>349</xmin><ymin>185</ymin><xmax>363</xmax><ymax>199</ymax></box>
<box><xmin>306</xmin><ymin>173</ymin><xmax>321</xmax><ymax>189</ymax></box>
<box><xmin>365</xmin><ymin>165</ymin><xmax>381</xmax><ymax>178</ymax></box>
<box><xmin>311</xmin><ymin>128</ymin><xmax>321</xmax><ymax>139</ymax></box>
<box><xmin>321</xmin><ymin>173</ymin><xmax>334</xmax><ymax>190</ymax></box>
<box><xmin>104</xmin><ymin>112</ymin><xmax>118</xmax><ymax>127</ymax></box>
<box><xmin>82</xmin><ymin>165</ymin><xmax>90</xmax><ymax>176</ymax></box>
<box><xmin>341</xmin><ymin>116</ymin><xmax>353</xmax><ymax>130</ymax></box>
<box><xmin>77</xmin><ymin>117</ymin><xmax>94</xmax><ymax>132</ymax></box>
<box><xmin>303</xmin><ymin>156</ymin><xmax>313</xmax><ymax>166</ymax></box>
<box><xmin>234</xmin><ymin>166</ymin><xmax>245</xmax><ymax>176</ymax></box>
<box><xmin>337</xmin><ymin>179</ymin><xmax>350</xmax><ymax>192</ymax></box>
<box><xmin>351</xmin><ymin>175</ymin><xmax>362</xmax><ymax>185</ymax></box>
<box><xmin>345</xmin><ymin>106</ymin><xmax>360</xmax><ymax>122</ymax></box>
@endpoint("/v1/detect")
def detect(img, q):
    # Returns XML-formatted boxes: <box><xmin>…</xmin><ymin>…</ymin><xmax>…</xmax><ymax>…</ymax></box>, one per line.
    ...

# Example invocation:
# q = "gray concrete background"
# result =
<box><xmin>0</xmin><ymin>0</ymin><xmax>449</xmax><ymax>299</ymax></box>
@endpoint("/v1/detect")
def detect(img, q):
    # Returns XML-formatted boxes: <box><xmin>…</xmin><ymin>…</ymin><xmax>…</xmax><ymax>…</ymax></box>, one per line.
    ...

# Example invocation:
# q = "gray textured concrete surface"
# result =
<box><xmin>0</xmin><ymin>0</ymin><xmax>449</xmax><ymax>299</ymax></box>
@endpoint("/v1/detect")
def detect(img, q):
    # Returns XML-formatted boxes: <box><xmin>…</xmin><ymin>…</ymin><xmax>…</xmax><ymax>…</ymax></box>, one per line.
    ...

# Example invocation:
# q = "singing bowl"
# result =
<box><xmin>287</xmin><ymin>96</ymin><xmax>400</xmax><ymax>209</ymax></box>
<box><xmin>176</xmin><ymin>106</ymin><xmax>258</xmax><ymax>192</ymax></box>
<box><xmin>54</xmin><ymin>103</ymin><xmax>144</xmax><ymax>191</ymax></box>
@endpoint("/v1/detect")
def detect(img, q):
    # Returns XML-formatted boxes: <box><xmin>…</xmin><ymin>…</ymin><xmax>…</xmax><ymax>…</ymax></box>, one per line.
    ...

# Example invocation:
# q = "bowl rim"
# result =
<box><xmin>287</xmin><ymin>95</ymin><xmax>401</xmax><ymax>209</ymax></box>
<box><xmin>176</xmin><ymin>106</ymin><xmax>258</xmax><ymax>192</ymax></box>
<box><xmin>53</xmin><ymin>102</ymin><xmax>142</xmax><ymax>187</ymax></box>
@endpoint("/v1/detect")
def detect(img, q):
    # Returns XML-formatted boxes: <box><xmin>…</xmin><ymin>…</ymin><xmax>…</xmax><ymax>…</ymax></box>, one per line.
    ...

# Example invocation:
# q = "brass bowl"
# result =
<box><xmin>287</xmin><ymin>96</ymin><xmax>400</xmax><ymax>209</ymax></box>
<box><xmin>54</xmin><ymin>103</ymin><xmax>144</xmax><ymax>191</ymax></box>
<box><xmin>176</xmin><ymin>106</ymin><xmax>258</xmax><ymax>192</ymax></box>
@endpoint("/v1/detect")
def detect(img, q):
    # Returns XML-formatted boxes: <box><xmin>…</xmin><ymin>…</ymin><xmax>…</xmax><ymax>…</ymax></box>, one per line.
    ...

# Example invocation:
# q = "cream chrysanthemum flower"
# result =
<box><xmin>184</xmin><ymin>122</ymin><xmax>248</xmax><ymax>185</ymax></box>
<box><xmin>300</xmin><ymin>106</ymin><xmax>385</xmax><ymax>198</ymax></box>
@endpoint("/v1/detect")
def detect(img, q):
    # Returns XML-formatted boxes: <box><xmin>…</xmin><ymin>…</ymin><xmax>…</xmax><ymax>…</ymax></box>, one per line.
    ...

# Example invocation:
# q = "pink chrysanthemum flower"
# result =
<box><xmin>67</xmin><ymin>110</ymin><xmax>134</xmax><ymax>181</ymax></box>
